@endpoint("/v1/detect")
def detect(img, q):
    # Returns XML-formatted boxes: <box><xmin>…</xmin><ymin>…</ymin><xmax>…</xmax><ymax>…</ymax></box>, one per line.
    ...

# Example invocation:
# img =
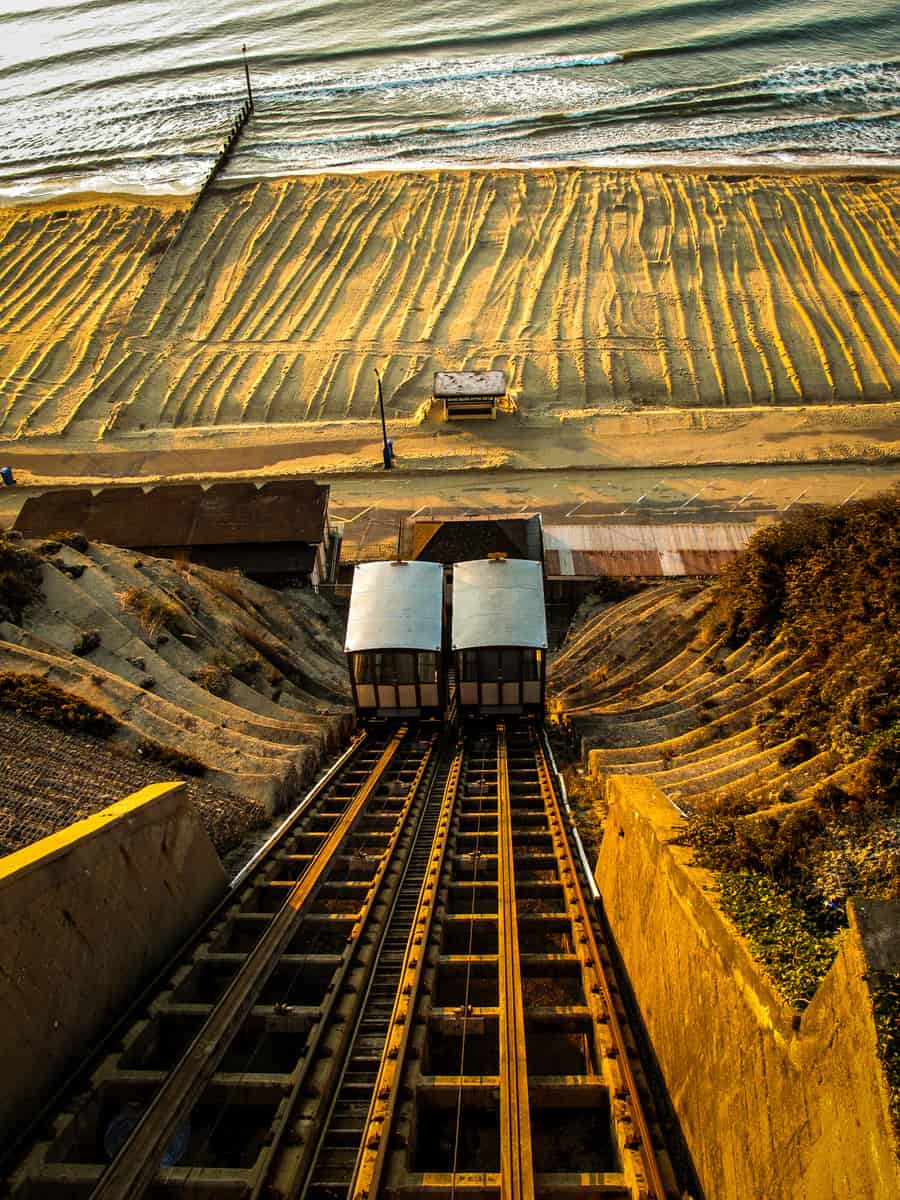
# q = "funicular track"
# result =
<box><xmin>5</xmin><ymin>721</ymin><xmax>681</xmax><ymax>1200</ymax></box>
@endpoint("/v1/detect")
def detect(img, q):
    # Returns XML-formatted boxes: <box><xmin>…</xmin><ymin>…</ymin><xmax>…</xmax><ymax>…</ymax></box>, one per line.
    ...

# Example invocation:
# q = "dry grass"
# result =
<box><xmin>0</xmin><ymin>673</ymin><xmax>117</xmax><ymax>738</ymax></box>
<box><xmin>116</xmin><ymin>586</ymin><xmax>186</xmax><ymax>640</ymax></box>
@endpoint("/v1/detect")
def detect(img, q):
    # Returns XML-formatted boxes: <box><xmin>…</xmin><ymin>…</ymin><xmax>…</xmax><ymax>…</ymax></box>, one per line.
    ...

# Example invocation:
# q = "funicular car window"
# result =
<box><xmin>522</xmin><ymin>649</ymin><xmax>541</xmax><ymax>681</ymax></box>
<box><xmin>353</xmin><ymin>652</ymin><xmax>374</xmax><ymax>682</ymax></box>
<box><xmin>501</xmin><ymin>648</ymin><xmax>520</xmax><ymax>680</ymax></box>
<box><xmin>417</xmin><ymin>651</ymin><xmax>438</xmax><ymax>682</ymax></box>
<box><xmin>480</xmin><ymin>649</ymin><xmax>500</xmax><ymax>679</ymax></box>
<box><xmin>375</xmin><ymin>651</ymin><xmax>416</xmax><ymax>684</ymax></box>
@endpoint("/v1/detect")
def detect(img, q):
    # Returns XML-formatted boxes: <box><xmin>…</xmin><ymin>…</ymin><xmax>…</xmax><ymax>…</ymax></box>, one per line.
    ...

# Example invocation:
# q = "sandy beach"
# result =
<box><xmin>0</xmin><ymin>167</ymin><xmax>897</xmax><ymax>504</ymax></box>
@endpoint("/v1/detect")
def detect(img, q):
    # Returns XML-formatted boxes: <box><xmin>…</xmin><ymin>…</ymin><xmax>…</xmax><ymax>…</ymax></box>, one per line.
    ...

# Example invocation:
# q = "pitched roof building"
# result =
<box><xmin>14</xmin><ymin>480</ymin><xmax>336</xmax><ymax>585</ymax></box>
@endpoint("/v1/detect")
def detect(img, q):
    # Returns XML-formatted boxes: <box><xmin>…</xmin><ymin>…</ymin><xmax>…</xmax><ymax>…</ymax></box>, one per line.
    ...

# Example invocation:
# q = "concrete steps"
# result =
<box><xmin>550</xmin><ymin>585</ymin><xmax>838</xmax><ymax>819</ymax></box>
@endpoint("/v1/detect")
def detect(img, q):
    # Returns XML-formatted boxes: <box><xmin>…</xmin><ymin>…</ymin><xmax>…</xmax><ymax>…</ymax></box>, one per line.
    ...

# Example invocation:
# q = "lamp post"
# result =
<box><xmin>374</xmin><ymin>369</ymin><xmax>393</xmax><ymax>470</ymax></box>
<box><xmin>242</xmin><ymin>44</ymin><xmax>254</xmax><ymax>109</ymax></box>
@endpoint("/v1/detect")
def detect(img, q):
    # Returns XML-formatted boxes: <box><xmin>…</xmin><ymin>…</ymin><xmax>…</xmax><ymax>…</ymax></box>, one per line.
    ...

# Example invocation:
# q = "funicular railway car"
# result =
<box><xmin>344</xmin><ymin>560</ymin><xmax>445</xmax><ymax>720</ymax></box>
<box><xmin>452</xmin><ymin>557</ymin><xmax>547</xmax><ymax>717</ymax></box>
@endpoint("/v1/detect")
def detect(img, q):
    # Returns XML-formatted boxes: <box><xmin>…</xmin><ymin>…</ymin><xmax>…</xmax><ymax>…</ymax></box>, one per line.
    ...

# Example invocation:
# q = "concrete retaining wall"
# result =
<box><xmin>0</xmin><ymin>783</ymin><xmax>225</xmax><ymax>1144</ymax></box>
<box><xmin>596</xmin><ymin>775</ymin><xmax>900</xmax><ymax>1200</ymax></box>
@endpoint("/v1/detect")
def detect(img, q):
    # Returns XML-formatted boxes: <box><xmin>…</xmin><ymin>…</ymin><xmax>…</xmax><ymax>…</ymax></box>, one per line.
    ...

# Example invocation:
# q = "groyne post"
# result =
<box><xmin>242</xmin><ymin>43</ymin><xmax>254</xmax><ymax>109</ymax></box>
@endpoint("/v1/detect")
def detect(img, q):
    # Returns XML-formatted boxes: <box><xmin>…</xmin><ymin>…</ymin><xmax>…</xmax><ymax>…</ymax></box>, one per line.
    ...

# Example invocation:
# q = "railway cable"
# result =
<box><xmin>448</xmin><ymin>731</ymin><xmax>486</xmax><ymax>1199</ymax></box>
<box><xmin>294</xmin><ymin>730</ymin><xmax>456</xmax><ymax>1200</ymax></box>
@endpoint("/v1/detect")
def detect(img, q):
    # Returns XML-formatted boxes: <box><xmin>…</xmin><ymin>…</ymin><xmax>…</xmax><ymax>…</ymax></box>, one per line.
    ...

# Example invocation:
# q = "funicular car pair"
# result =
<box><xmin>344</xmin><ymin>558</ymin><xmax>547</xmax><ymax>721</ymax></box>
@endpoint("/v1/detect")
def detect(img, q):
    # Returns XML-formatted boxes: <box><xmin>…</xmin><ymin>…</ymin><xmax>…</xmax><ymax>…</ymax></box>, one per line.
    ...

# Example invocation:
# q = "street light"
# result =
<box><xmin>374</xmin><ymin>369</ymin><xmax>393</xmax><ymax>470</ymax></box>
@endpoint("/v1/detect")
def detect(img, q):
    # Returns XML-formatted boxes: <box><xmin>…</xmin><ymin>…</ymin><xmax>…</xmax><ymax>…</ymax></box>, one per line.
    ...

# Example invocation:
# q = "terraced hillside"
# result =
<box><xmin>0</xmin><ymin>532</ymin><xmax>351</xmax><ymax>832</ymax></box>
<box><xmin>7</xmin><ymin>170</ymin><xmax>896</xmax><ymax>436</ymax></box>
<box><xmin>0</xmin><ymin>200</ymin><xmax>183</xmax><ymax>439</ymax></box>
<box><xmin>550</xmin><ymin>581</ymin><xmax>843</xmax><ymax>813</ymax></box>
<box><xmin>550</xmin><ymin>496</ymin><xmax>899</xmax><ymax>985</ymax></box>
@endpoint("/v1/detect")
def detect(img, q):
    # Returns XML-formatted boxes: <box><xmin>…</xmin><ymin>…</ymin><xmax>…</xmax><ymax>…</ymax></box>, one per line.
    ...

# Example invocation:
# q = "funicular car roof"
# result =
<box><xmin>451</xmin><ymin>558</ymin><xmax>547</xmax><ymax>651</ymax></box>
<box><xmin>345</xmin><ymin>560</ymin><xmax>444</xmax><ymax>653</ymax></box>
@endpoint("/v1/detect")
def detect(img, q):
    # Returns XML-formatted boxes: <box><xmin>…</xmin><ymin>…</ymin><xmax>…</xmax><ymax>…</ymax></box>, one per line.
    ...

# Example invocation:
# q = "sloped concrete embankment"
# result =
<box><xmin>0</xmin><ymin>783</ymin><xmax>225</xmax><ymax>1146</ymax></box>
<box><xmin>597</xmin><ymin>776</ymin><xmax>900</xmax><ymax>1200</ymax></box>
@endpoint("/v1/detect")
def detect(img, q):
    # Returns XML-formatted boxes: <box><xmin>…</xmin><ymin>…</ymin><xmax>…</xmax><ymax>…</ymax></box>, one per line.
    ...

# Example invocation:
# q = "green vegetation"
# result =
<box><xmin>684</xmin><ymin>495</ymin><xmax>899</xmax><ymax>1016</ymax></box>
<box><xmin>0</xmin><ymin>534</ymin><xmax>43</xmax><ymax>623</ymax></box>
<box><xmin>0</xmin><ymin>673</ymin><xmax>117</xmax><ymax>737</ymax></box>
<box><xmin>716</xmin><ymin>871</ymin><xmax>841</xmax><ymax>1007</ymax></box>
<box><xmin>871</xmin><ymin>973</ymin><xmax>900</xmax><ymax>1131</ymax></box>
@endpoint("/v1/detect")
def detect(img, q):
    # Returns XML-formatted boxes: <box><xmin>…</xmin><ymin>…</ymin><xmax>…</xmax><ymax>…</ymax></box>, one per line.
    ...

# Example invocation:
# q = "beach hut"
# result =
<box><xmin>433</xmin><ymin>370</ymin><xmax>506</xmax><ymax>420</ymax></box>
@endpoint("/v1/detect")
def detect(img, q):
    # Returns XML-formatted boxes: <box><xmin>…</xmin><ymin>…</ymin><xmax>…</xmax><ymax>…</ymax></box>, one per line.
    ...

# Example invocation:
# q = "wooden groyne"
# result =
<box><xmin>189</xmin><ymin>96</ymin><xmax>253</xmax><ymax>215</ymax></box>
<box><xmin>156</xmin><ymin>97</ymin><xmax>253</xmax><ymax>264</ymax></box>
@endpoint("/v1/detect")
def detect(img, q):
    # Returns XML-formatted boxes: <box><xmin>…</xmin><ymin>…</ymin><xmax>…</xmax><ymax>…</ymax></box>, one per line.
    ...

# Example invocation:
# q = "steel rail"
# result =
<box><xmin>539</xmin><ymin>728</ymin><xmax>600</xmax><ymax>903</ymax></box>
<box><xmin>349</xmin><ymin>740</ymin><xmax>464</xmax><ymax>1200</ymax></box>
<box><xmin>89</xmin><ymin>727</ymin><xmax>410</xmax><ymax>1200</ymax></box>
<box><xmin>496</xmin><ymin>722</ymin><xmax>535</xmax><ymax>1200</ymax></box>
<box><xmin>531</xmin><ymin>731</ymin><xmax>674</xmax><ymax>1200</ymax></box>
<box><xmin>252</xmin><ymin>732</ymin><xmax>438</xmax><ymax>1200</ymax></box>
<box><xmin>230</xmin><ymin>729</ymin><xmax>368</xmax><ymax>889</ymax></box>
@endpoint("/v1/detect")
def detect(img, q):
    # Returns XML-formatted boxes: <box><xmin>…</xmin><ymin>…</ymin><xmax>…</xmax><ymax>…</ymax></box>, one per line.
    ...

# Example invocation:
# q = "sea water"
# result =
<box><xmin>0</xmin><ymin>0</ymin><xmax>898</xmax><ymax>201</ymax></box>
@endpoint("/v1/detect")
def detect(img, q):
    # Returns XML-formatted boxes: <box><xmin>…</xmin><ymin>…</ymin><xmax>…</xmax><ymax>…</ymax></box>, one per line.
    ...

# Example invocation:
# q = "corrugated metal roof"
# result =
<box><xmin>345</xmin><ymin>561</ymin><xmax>443</xmax><ymax>653</ymax></box>
<box><xmin>544</xmin><ymin>523</ymin><xmax>752</xmax><ymax>552</ymax></box>
<box><xmin>543</xmin><ymin>523</ymin><xmax>752</xmax><ymax>577</ymax></box>
<box><xmin>433</xmin><ymin>370</ymin><xmax>506</xmax><ymax>397</ymax></box>
<box><xmin>452</xmin><ymin>558</ymin><xmax>547</xmax><ymax>650</ymax></box>
<box><xmin>14</xmin><ymin>480</ymin><xmax>329</xmax><ymax>548</ymax></box>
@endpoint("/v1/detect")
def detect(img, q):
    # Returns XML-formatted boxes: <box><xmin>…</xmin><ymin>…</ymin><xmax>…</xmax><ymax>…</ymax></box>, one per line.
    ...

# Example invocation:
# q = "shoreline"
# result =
<box><xmin>3</xmin><ymin>158</ymin><xmax>900</xmax><ymax>212</ymax></box>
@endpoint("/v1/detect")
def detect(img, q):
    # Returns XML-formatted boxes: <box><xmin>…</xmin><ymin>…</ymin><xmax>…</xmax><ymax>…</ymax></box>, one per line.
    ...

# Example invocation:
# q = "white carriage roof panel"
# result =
<box><xmin>345</xmin><ymin>560</ymin><xmax>443</xmax><ymax>652</ymax></box>
<box><xmin>452</xmin><ymin>558</ymin><xmax>547</xmax><ymax>650</ymax></box>
<box><xmin>433</xmin><ymin>370</ymin><xmax>507</xmax><ymax>398</ymax></box>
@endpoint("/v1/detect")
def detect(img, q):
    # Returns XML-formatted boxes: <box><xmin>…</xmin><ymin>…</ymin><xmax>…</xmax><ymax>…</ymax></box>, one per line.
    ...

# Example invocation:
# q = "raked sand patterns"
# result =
<box><xmin>0</xmin><ymin>169</ymin><xmax>897</xmax><ymax>439</ymax></box>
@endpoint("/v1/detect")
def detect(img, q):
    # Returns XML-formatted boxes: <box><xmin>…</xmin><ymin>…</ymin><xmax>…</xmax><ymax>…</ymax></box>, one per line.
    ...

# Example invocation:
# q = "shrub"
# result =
<box><xmin>48</xmin><ymin>530</ymin><xmax>89</xmax><ymax>553</ymax></box>
<box><xmin>0</xmin><ymin>535</ymin><xmax>43</xmax><ymax>623</ymax></box>
<box><xmin>191</xmin><ymin>663</ymin><xmax>231</xmax><ymax>697</ymax></box>
<box><xmin>73</xmin><ymin>629</ymin><xmax>101</xmax><ymax>656</ymax></box>
<box><xmin>861</xmin><ymin>725</ymin><xmax>900</xmax><ymax>810</ymax></box>
<box><xmin>716</xmin><ymin>871</ymin><xmax>840</xmax><ymax>1007</ymax></box>
<box><xmin>0</xmin><ymin>673</ymin><xmax>117</xmax><ymax>737</ymax></box>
